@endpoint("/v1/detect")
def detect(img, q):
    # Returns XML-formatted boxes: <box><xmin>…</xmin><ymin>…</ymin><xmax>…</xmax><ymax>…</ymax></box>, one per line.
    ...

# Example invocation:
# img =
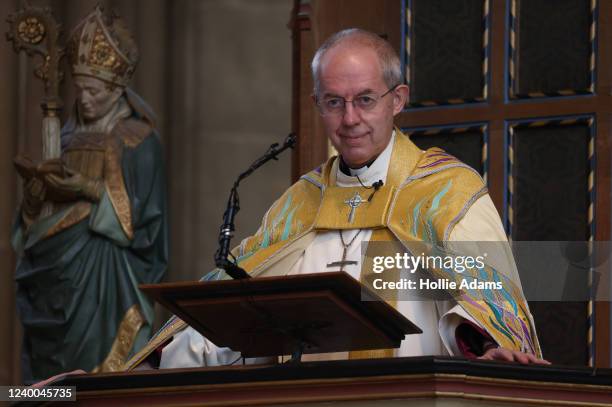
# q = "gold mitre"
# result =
<box><xmin>67</xmin><ymin>6</ymin><xmax>138</xmax><ymax>87</ymax></box>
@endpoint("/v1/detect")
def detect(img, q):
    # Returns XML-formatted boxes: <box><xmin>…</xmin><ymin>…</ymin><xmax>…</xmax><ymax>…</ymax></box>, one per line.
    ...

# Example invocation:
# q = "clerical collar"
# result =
<box><xmin>336</xmin><ymin>131</ymin><xmax>395</xmax><ymax>188</ymax></box>
<box><xmin>339</xmin><ymin>156</ymin><xmax>374</xmax><ymax>176</ymax></box>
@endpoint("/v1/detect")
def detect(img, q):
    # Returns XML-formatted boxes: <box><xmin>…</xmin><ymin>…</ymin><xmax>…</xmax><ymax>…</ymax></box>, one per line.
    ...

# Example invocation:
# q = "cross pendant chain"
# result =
<box><xmin>326</xmin><ymin>247</ymin><xmax>358</xmax><ymax>272</ymax></box>
<box><xmin>344</xmin><ymin>192</ymin><xmax>366</xmax><ymax>224</ymax></box>
<box><xmin>326</xmin><ymin>230</ymin><xmax>361</xmax><ymax>272</ymax></box>
<box><xmin>327</xmin><ymin>189</ymin><xmax>371</xmax><ymax>271</ymax></box>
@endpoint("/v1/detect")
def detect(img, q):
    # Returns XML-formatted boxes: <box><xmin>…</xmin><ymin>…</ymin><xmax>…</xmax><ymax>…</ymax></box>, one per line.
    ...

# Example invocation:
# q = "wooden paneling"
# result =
<box><xmin>510</xmin><ymin>0</ymin><xmax>594</xmax><ymax>98</ymax></box>
<box><xmin>405</xmin><ymin>124</ymin><xmax>487</xmax><ymax>176</ymax></box>
<box><xmin>407</xmin><ymin>0</ymin><xmax>487</xmax><ymax>106</ymax></box>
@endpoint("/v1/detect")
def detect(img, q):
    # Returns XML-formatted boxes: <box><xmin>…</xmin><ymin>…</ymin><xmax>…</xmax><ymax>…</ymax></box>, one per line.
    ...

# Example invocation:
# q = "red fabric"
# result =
<box><xmin>455</xmin><ymin>320</ymin><xmax>497</xmax><ymax>359</ymax></box>
<box><xmin>155</xmin><ymin>339</ymin><xmax>172</xmax><ymax>358</ymax></box>
<box><xmin>141</xmin><ymin>338</ymin><xmax>172</xmax><ymax>369</ymax></box>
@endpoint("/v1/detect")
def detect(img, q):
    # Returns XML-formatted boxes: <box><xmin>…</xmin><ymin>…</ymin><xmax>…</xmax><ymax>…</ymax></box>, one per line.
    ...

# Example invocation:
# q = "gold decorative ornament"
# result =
<box><xmin>6</xmin><ymin>5</ymin><xmax>65</xmax><ymax>160</ymax></box>
<box><xmin>17</xmin><ymin>16</ymin><xmax>45</xmax><ymax>44</ymax></box>
<box><xmin>92</xmin><ymin>305</ymin><xmax>145</xmax><ymax>373</ymax></box>
<box><xmin>6</xmin><ymin>6</ymin><xmax>65</xmax><ymax>110</ymax></box>
<box><xmin>67</xmin><ymin>6</ymin><xmax>138</xmax><ymax>87</ymax></box>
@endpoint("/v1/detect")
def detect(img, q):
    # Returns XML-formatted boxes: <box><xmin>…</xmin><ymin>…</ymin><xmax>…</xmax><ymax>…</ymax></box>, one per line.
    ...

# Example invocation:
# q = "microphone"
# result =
<box><xmin>368</xmin><ymin>180</ymin><xmax>384</xmax><ymax>202</ymax></box>
<box><xmin>214</xmin><ymin>133</ymin><xmax>297</xmax><ymax>279</ymax></box>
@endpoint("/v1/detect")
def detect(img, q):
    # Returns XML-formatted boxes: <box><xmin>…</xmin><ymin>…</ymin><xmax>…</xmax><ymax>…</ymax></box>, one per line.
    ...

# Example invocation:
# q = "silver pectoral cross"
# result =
<box><xmin>344</xmin><ymin>192</ymin><xmax>366</xmax><ymax>224</ymax></box>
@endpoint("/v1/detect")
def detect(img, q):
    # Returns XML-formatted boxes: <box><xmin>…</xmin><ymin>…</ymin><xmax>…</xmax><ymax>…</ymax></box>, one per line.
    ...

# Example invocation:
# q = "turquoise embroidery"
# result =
<box><xmin>423</xmin><ymin>180</ymin><xmax>452</xmax><ymax>242</ymax></box>
<box><xmin>236</xmin><ymin>251</ymin><xmax>255</xmax><ymax>264</ymax></box>
<box><xmin>409</xmin><ymin>180</ymin><xmax>452</xmax><ymax>242</ymax></box>
<box><xmin>282</xmin><ymin>206</ymin><xmax>297</xmax><ymax>241</ymax></box>
<box><xmin>261</xmin><ymin>229</ymin><xmax>270</xmax><ymax>249</ymax></box>
<box><xmin>489</xmin><ymin>315</ymin><xmax>516</xmax><ymax>343</ymax></box>
<box><xmin>236</xmin><ymin>193</ymin><xmax>302</xmax><ymax>265</ymax></box>
<box><xmin>274</xmin><ymin>194</ymin><xmax>293</xmax><ymax>227</ymax></box>
<box><xmin>402</xmin><ymin>178</ymin><xmax>535</xmax><ymax>351</ymax></box>
<box><xmin>411</xmin><ymin>201</ymin><xmax>423</xmax><ymax>237</ymax></box>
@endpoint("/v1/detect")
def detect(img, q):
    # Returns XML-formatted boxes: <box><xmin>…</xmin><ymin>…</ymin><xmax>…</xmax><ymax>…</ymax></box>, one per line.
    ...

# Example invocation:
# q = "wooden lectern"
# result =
<box><xmin>34</xmin><ymin>273</ymin><xmax>612</xmax><ymax>406</ymax></box>
<box><xmin>52</xmin><ymin>357</ymin><xmax>612</xmax><ymax>406</ymax></box>
<box><xmin>140</xmin><ymin>271</ymin><xmax>421</xmax><ymax>361</ymax></box>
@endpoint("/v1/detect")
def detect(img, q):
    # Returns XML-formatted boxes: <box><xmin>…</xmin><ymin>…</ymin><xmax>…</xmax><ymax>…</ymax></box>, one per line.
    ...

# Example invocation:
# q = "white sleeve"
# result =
<box><xmin>159</xmin><ymin>326</ymin><xmax>275</xmax><ymax>368</ymax></box>
<box><xmin>449</xmin><ymin>193</ymin><xmax>507</xmax><ymax>242</ymax></box>
<box><xmin>159</xmin><ymin>326</ymin><xmax>242</xmax><ymax>368</ymax></box>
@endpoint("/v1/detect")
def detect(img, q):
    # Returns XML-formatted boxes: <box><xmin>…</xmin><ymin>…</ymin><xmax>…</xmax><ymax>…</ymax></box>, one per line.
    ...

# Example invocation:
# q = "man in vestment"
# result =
<box><xmin>125</xmin><ymin>28</ymin><xmax>545</xmax><ymax>370</ymax></box>
<box><xmin>13</xmin><ymin>7</ymin><xmax>168</xmax><ymax>381</ymax></box>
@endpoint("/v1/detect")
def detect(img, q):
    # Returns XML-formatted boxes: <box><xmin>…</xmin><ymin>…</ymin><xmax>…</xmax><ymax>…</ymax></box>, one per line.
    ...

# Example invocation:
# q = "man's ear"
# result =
<box><xmin>392</xmin><ymin>84</ymin><xmax>409</xmax><ymax>115</ymax></box>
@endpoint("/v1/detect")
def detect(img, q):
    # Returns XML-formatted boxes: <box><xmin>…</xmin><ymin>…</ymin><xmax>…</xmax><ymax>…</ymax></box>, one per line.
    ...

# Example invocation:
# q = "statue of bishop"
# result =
<box><xmin>12</xmin><ymin>7</ymin><xmax>168</xmax><ymax>382</ymax></box>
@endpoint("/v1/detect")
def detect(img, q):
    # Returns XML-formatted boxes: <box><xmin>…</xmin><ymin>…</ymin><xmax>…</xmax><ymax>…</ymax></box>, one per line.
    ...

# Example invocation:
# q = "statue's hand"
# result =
<box><xmin>36</xmin><ymin>158</ymin><xmax>64</xmax><ymax>176</ymax></box>
<box><xmin>44</xmin><ymin>167</ymin><xmax>103</xmax><ymax>202</ymax></box>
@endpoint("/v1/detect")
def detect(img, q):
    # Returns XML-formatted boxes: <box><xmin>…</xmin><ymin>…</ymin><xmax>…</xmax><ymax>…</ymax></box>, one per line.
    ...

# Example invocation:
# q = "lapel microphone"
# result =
<box><xmin>368</xmin><ymin>180</ymin><xmax>384</xmax><ymax>202</ymax></box>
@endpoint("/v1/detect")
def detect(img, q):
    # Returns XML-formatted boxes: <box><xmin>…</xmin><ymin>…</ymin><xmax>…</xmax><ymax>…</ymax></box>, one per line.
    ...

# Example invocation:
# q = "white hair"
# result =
<box><xmin>311</xmin><ymin>28</ymin><xmax>403</xmax><ymax>97</ymax></box>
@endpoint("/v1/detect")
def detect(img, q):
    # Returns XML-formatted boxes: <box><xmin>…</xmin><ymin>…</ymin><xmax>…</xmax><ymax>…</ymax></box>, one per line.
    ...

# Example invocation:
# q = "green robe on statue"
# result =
<box><xmin>12</xmin><ymin>90</ymin><xmax>168</xmax><ymax>382</ymax></box>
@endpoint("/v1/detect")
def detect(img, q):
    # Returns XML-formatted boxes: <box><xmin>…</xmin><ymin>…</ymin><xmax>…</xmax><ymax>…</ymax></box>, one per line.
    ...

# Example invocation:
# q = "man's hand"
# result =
<box><xmin>478</xmin><ymin>347</ymin><xmax>550</xmax><ymax>365</ymax></box>
<box><xmin>44</xmin><ymin>167</ymin><xmax>103</xmax><ymax>202</ymax></box>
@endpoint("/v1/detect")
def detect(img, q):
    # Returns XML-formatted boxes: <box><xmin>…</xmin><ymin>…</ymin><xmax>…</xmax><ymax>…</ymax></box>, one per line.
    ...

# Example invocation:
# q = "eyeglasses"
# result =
<box><xmin>316</xmin><ymin>84</ymin><xmax>399</xmax><ymax>116</ymax></box>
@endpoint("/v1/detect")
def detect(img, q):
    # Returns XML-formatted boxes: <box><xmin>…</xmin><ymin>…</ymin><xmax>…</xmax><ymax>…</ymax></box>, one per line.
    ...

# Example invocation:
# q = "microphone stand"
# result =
<box><xmin>214</xmin><ymin>133</ymin><xmax>297</xmax><ymax>279</ymax></box>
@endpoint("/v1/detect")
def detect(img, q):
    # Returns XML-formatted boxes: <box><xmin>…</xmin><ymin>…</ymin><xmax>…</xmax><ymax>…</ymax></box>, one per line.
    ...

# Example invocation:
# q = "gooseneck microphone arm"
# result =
<box><xmin>214</xmin><ymin>133</ymin><xmax>297</xmax><ymax>279</ymax></box>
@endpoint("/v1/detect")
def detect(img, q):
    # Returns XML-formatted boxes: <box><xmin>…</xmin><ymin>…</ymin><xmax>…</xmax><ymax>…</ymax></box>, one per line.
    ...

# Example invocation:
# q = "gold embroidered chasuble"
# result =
<box><xmin>124</xmin><ymin>130</ymin><xmax>540</xmax><ymax>371</ymax></box>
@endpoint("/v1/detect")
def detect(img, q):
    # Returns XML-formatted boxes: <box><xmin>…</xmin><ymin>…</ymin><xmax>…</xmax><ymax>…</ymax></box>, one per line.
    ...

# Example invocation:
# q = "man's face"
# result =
<box><xmin>316</xmin><ymin>45</ymin><xmax>408</xmax><ymax>168</ymax></box>
<box><xmin>73</xmin><ymin>75</ymin><xmax>123</xmax><ymax>122</ymax></box>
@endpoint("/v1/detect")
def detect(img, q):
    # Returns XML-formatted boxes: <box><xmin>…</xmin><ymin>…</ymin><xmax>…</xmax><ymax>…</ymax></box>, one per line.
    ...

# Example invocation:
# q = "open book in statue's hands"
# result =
<box><xmin>14</xmin><ymin>155</ymin><xmax>65</xmax><ymax>181</ymax></box>
<box><xmin>14</xmin><ymin>156</ymin><xmax>74</xmax><ymax>204</ymax></box>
